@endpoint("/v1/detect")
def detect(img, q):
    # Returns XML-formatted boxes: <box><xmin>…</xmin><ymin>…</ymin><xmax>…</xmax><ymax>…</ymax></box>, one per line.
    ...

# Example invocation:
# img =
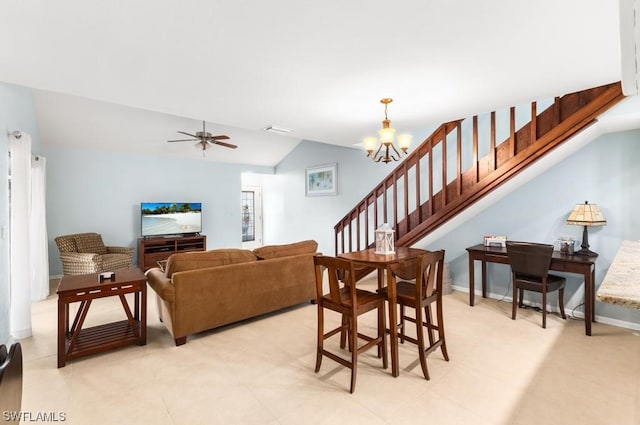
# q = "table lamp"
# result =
<box><xmin>565</xmin><ymin>201</ymin><xmax>606</xmax><ymax>257</ymax></box>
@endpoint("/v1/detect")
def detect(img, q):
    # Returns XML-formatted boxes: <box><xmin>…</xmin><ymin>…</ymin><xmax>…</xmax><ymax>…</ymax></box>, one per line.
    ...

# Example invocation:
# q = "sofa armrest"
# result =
<box><xmin>146</xmin><ymin>268</ymin><xmax>175</xmax><ymax>302</ymax></box>
<box><xmin>106</xmin><ymin>246</ymin><xmax>135</xmax><ymax>256</ymax></box>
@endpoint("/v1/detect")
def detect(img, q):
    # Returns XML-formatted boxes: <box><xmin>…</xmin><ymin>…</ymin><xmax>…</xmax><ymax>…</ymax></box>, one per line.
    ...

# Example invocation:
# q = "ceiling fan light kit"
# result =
<box><xmin>364</xmin><ymin>98</ymin><xmax>411</xmax><ymax>163</ymax></box>
<box><xmin>168</xmin><ymin>121</ymin><xmax>237</xmax><ymax>157</ymax></box>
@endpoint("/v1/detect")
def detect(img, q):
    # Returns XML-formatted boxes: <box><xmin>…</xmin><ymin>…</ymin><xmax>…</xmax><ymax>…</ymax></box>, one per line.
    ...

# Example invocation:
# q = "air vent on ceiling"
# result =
<box><xmin>263</xmin><ymin>125</ymin><xmax>292</xmax><ymax>134</ymax></box>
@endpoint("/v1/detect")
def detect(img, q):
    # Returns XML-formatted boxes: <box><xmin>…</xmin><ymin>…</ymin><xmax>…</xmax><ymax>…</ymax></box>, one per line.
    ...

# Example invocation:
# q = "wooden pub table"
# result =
<box><xmin>339</xmin><ymin>247</ymin><xmax>429</xmax><ymax>378</ymax></box>
<box><xmin>57</xmin><ymin>268</ymin><xmax>147</xmax><ymax>368</ymax></box>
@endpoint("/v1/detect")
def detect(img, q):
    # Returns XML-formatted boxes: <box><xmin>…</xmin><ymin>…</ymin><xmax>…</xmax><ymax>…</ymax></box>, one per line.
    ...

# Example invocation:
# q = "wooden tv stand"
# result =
<box><xmin>138</xmin><ymin>235</ymin><xmax>206</xmax><ymax>271</ymax></box>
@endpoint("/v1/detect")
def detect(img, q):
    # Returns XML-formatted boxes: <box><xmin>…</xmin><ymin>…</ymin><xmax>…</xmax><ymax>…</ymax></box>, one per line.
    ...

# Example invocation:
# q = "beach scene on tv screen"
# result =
<box><xmin>142</xmin><ymin>203</ymin><xmax>202</xmax><ymax>236</ymax></box>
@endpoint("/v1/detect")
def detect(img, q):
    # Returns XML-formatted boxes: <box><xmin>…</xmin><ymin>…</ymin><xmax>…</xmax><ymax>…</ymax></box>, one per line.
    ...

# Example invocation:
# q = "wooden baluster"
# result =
<box><xmin>490</xmin><ymin>111</ymin><xmax>496</xmax><ymax>171</ymax></box>
<box><xmin>364</xmin><ymin>197</ymin><xmax>370</xmax><ymax>248</ymax></box>
<box><xmin>428</xmin><ymin>140</ymin><xmax>434</xmax><ymax>216</ymax></box>
<box><xmin>531</xmin><ymin>101</ymin><xmax>537</xmax><ymax>145</ymax></box>
<box><xmin>415</xmin><ymin>154</ymin><xmax>422</xmax><ymax>226</ymax></box>
<box><xmin>355</xmin><ymin>205</ymin><xmax>361</xmax><ymax>251</ymax></box>
<box><xmin>442</xmin><ymin>132</ymin><xmax>448</xmax><ymax>206</ymax></box>
<box><xmin>383</xmin><ymin>180</ymin><xmax>388</xmax><ymax>224</ymax></box>
<box><xmin>456</xmin><ymin>121</ymin><xmax>462</xmax><ymax>196</ymax></box>
<box><xmin>473</xmin><ymin>116</ymin><xmax>479</xmax><ymax>183</ymax></box>
<box><xmin>509</xmin><ymin>106</ymin><xmax>516</xmax><ymax>156</ymax></box>
<box><xmin>393</xmin><ymin>171</ymin><xmax>399</xmax><ymax>234</ymax></box>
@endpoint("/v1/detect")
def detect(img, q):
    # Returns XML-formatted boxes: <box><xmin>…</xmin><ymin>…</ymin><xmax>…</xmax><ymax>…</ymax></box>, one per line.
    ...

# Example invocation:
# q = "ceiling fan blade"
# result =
<box><xmin>168</xmin><ymin>138</ymin><xmax>198</xmax><ymax>142</ymax></box>
<box><xmin>210</xmin><ymin>135</ymin><xmax>230</xmax><ymax>140</ymax></box>
<box><xmin>212</xmin><ymin>140</ymin><xmax>238</xmax><ymax>149</ymax></box>
<box><xmin>177</xmin><ymin>131</ymin><xmax>198</xmax><ymax>138</ymax></box>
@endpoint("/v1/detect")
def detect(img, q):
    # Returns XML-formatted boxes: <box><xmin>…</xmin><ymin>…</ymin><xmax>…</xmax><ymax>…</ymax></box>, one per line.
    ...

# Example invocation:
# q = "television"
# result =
<box><xmin>141</xmin><ymin>202</ymin><xmax>202</xmax><ymax>237</ymax></box>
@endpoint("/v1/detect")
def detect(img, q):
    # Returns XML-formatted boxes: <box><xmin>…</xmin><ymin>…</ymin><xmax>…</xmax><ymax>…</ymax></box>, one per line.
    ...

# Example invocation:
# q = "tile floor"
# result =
<box><xmin>17</xmin><ymin>277</ymin><xmax>640</xmax><ymax>425</ymax></box>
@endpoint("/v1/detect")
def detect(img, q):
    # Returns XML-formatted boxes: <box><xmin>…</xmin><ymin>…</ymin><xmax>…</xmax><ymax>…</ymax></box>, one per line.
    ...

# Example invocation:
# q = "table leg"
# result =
<box><xmin>385</xmin><ymin>267</ymin><xmax>399</xmax><ymax>377</ymax></box>
<box><xmin>140</xmin><ymin>285</ymin><xmax>147</xmax><ymax>345</ymax></box>
<box><xmin>591</xmin><ymin>268</ymin><xmax>596</xmax><ymax>322</ymax></box>
<box><xmin>57</xmin><ymin>297</ymin><xmax>66</xmax><ymax>368</ymax></box>
<box><xmin>481</xmin><ymin>260</ymin><xmax>487</xmax><ymax>298</ymax></box>
<box><xmin>584</xmin><ymin>266</ymin><xmax>595</xmax><ymax>336</ymax></box>
<box><xmin>134</xmin><ymin>291</ymin><xmax>140</xmax><ymax>320</ymax></box>
<box><xmin>468</xmin><ymin>255</ymin><xmax>475</xmax><ymax>306</ymax></box>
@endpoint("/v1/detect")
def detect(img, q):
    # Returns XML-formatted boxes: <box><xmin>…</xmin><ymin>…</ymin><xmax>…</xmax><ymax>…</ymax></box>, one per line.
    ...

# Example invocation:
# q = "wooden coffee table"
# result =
<box><xmin>57</xmin><ymin>268</ymin><xmax>147</xmax><ymax>368</ymax></box>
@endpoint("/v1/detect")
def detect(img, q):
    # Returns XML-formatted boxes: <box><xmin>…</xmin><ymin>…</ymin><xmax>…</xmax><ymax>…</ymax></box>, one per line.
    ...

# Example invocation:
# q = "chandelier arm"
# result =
<box><xmin>389</xmin><ymin>143</ymin><xmax>402</xmax><ymax>158</ymax></box>
<box><xmin>369</xmin><ymin>143</ymin><xmax>384</xmax><ymax>160</ymax></box>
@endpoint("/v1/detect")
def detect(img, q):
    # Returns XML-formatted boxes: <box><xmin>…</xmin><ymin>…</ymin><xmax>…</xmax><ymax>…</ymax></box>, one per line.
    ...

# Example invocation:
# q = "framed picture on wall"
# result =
<box><xmin>305</xmin><ymin>163</ymin><xmax>337</xmax><ymax>196</ymax></box>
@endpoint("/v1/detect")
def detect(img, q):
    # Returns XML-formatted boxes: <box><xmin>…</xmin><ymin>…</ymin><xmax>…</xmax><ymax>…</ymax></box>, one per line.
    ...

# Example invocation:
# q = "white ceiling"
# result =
<box><xmin>0</xmin><ymin>1</ymin><xmax>623</xmax><ymax>166</ymax></box>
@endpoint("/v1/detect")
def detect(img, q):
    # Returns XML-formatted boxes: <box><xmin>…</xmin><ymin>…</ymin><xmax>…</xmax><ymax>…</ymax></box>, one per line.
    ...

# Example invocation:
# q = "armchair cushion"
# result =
<box><xmin>74</xmin><ymin>233</ymin><xmax>108</xmax><ymax>255</ymax></box>
<box><xmin>55</xmin><ymin>235</ymin><xmax>78</xmax><ymax>253</ymax></box>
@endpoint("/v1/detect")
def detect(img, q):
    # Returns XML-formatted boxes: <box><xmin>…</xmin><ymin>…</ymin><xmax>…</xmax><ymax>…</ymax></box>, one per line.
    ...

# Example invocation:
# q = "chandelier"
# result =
<box><xmin>364</xmin><ymin>98</ymin><xmax>411</xmax><ymax>163</ymax></box>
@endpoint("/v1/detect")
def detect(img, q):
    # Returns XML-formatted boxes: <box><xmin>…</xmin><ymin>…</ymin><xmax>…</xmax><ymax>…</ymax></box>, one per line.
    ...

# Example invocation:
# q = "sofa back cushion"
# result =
<box><xmin>74</xmin><ymin>233</ymin><xmax>108</xmax><ymax>255</ymax></box>
<box><xmin>252</xmin><ymin>240</ymin><xmax>318</xmax><ymax>260</ymax></box>
<box><xmin>166</xmin><ymin>249</ymin><xmax>257</xmax><ymax>278</ymax></box>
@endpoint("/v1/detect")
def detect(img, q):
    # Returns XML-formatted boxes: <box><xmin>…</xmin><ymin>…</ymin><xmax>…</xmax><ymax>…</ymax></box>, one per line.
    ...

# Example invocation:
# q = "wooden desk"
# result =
<box><xmin>466</xmin><ymin>244</ymin><xmax>596</xmax><ymax>335</ymax></box>
<box><xmin>340</xmin><ymin>247</ymin><xmax>428</xmax><ymax>377</ymax></box>
<box><xmin>57</xmin><ymin>268</ymin><xmax>147</xmax><ymax>367</ymax></box>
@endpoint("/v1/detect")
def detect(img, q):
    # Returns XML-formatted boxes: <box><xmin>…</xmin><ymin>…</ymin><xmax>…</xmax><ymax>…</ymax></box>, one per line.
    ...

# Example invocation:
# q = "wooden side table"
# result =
<box><xmin>57</xmin><ymin>268</ymin><xmax>147</xmax><ymax>368</ymax></box>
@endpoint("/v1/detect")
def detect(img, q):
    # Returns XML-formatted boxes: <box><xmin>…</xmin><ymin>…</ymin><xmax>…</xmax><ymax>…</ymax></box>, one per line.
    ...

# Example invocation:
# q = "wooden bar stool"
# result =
<box><xmin>313</xmin><ymin>255</ymin><xmax>388</xmax><ymax>393</ymax></box>
<box><xmin>379</xmin><ymin>250</ymin><xmax>449</xmax><ymax>380</ymax></box>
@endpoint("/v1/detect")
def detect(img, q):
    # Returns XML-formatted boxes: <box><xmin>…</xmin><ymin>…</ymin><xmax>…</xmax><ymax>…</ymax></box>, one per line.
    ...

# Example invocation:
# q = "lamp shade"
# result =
<box><xmin>565</xmin><ymin>201</ymin><xmax>605</xmax><ymax>257</ymax></box>
<box><xmin>566</xmin><ymin>201</ymin><xmax>606</xmax><ymax>226</ymax></box>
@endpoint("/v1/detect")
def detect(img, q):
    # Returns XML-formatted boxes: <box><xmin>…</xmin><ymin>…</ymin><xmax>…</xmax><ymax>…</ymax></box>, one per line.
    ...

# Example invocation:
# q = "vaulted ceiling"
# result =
<box><xmin>0</xmin><ymin>1</ymin><xmax>623</xmax><ymax>166</ymax></box>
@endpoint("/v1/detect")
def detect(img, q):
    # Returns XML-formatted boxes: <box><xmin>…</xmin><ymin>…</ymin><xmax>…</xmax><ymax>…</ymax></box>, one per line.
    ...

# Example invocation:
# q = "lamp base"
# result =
<box><xmin>574</xmin><ymin>248</ymin><xmax>598</xmax><ymax>257</ymax></box>
<box><xmin>575</xmin><ymin>225</ymin><xmax>598</xmax><ymax>257</ymax></box>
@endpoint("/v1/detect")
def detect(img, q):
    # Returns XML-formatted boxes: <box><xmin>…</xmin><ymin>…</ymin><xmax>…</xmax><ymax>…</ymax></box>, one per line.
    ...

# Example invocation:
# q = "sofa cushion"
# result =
<box><xmin>165</xmin><ymin>249</ymin><xmax>257</xmax><ymax>278</ymax></box>
<box><xmin>252</xmin><ymin>240</ymin><xmax>318</xmax><ymax>260</ymax></box>
<box><xmin>74</xmin><ymin>233</ymin><xmax>108</xmax><ymax>255</ymax></box>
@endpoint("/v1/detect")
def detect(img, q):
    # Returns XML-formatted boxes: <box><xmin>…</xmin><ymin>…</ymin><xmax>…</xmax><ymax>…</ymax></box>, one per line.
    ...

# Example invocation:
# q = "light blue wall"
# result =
<box><xmin>3</xmin><ymin>82</ymin><xmax>640</xmax><ymax>336</ymax></box>
<box><xmin>44</xmin><ymin>145</ymin><xmax>272</xmax><ymax>275</ymax></box>
<box><xmin>0</xmin><ymin>82</ymin><xmax>42</xmax><ymax>343</ymax></box>
<box><xmin>420</xmin><ymin>130</ymin><xmax>640</xmax><ymax>326</ymax></box>
<box><xmin>267</xmin><ymin>140</ymin><xmax>392</xmax><ymax>256</ymax></box>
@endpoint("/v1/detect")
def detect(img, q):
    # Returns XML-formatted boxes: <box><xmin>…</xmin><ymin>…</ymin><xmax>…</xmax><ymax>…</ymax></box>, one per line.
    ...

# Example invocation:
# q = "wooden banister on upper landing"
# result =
<box><xmin>335</xmin><ymin>82</ymin><xmax>625</xmax><ymax>256</ymax></box>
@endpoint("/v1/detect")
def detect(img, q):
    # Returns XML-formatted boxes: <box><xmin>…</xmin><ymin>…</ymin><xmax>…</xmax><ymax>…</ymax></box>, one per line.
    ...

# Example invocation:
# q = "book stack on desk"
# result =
<box><xmin>483</xmin><ymin>235</ymin><xmax>507</xmax><ymax>247</ymax></box>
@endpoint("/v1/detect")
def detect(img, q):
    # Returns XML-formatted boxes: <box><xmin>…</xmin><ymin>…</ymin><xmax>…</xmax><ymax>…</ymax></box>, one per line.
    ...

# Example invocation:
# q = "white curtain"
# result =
<box><xmin>8</xmin><ymin>132</ymin><xmax>49</xmax><ymax>339</ymax></box>
<box><xmin>9</xmin><ymin>133</ymin><xmax>32</xmax><ymax>338</ymax></box>
<box><xmin>30</xmin><ymin>155</ymin><xmax>49</xmax><ymax>301</ymax></box>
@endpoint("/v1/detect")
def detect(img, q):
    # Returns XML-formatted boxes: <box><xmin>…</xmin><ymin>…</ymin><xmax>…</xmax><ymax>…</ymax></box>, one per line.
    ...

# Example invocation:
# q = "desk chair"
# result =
<box><xmin>506</xmin><ymin>241</ymin><xmax>566</xmax><ymax>328</ymax></box>
<box><xmin>313</xmin><ymin>255</ymin><xmax>388</xmax><ymax>393</ymax></box>
<box><xmin>380</xmin><ymin>250</ymin><xmax>449</xmax><ymax>380</ymax></box>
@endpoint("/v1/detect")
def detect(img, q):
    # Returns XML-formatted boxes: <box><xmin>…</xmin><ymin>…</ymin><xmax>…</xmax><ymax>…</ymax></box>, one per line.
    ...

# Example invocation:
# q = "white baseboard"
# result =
<box><xmin>450</xmin><ymin>284</ymin><xmax>640</xmax><ymax>332</ymax></box>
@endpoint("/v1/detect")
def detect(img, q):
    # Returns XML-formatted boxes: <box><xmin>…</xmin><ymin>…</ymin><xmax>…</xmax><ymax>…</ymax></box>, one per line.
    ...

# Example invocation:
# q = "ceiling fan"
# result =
<box><xmin>168</xmin><ymin>121</ymin><xmax>237</xmax><ymax>156</ymax></box>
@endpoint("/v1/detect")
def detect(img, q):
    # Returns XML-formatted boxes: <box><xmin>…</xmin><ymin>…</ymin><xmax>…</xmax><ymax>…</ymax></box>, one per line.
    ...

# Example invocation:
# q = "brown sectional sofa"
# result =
<box><xmin>145</xmin><ymin>240</ymin><xmax>318</xmax><ymax>345</ymax></box>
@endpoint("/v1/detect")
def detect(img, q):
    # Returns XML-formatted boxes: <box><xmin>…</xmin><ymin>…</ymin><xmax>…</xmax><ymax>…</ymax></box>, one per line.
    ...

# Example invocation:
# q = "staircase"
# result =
<box><xmin>334</xmin><ymin>82</ymin><xmax>624</xmax><ymax>256</ymax></box>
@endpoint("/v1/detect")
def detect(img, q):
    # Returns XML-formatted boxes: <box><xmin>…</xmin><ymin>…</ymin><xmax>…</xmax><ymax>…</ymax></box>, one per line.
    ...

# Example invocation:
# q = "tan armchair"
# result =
<box><xmin>55</xmin><ymin>232</ymin><xmax>134</xmax><ymax>275</ymax></box>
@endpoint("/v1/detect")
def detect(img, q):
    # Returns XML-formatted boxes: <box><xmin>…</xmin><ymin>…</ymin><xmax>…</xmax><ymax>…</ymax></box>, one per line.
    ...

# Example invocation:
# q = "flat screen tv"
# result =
<box><xmin>141</xmin><ymin>202</ymin><xmax>202</xmax><ymax>237</ymax></box>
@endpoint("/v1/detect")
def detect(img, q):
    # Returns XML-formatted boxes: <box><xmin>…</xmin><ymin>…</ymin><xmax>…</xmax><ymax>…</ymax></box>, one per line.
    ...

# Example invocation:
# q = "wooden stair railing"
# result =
<box><xmin>335</xmin><ymin>82</ymin><xmax>624</xmax><ymax>258</ymax></box>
